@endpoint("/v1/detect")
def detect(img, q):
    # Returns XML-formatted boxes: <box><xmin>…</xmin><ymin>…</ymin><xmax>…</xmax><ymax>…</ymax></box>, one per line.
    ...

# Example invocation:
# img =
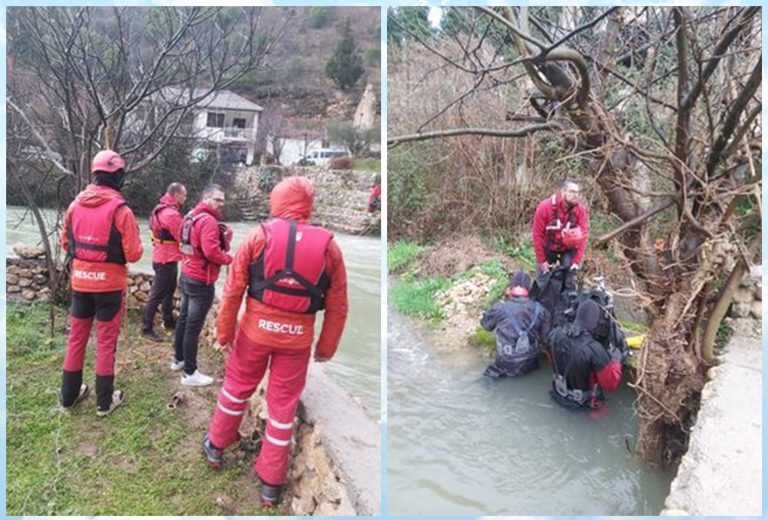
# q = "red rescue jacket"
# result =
<box><xmin>150</xmin><ymin>193</ymin><xmax>184</xmax><ymax>264</ymax></box>
<box><xmin>180</xmin><ymin>202</ymin><xmax>233</xmax><ymax>285</ymax></box>
<box><xmin>248</xmin><ymin>218</ymin><xmax>333</xmax><ymax>313</ymax></box>
<box><xmin>217</xmin><ymin>176</ymin><xmax>348</xmax><ymax>356</ymax></box>
<box><xmin>532</xmin><ymin>193</ymin><xmax>589</xmax><ymax>265</ymax></box>
<box><xmin>61</xmin><ymin>184</ymin><xmax>143</xmax><ymax>292</ymax></box>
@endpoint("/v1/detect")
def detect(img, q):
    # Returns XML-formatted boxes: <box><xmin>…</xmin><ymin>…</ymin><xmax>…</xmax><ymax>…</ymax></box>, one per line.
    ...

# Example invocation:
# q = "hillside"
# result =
<box><xmin>231</xmin><ymin>7</ymin><xmax>381</xmax><ymax>123</ymax></box>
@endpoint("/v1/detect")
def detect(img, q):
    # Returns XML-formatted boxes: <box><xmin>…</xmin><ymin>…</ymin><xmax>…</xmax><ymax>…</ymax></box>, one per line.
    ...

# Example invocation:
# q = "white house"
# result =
<box><xmin>157</xmin><ymin>87</ymin><xmax>263</xmax><ymax>165</ymax></box>
<box><xmin>266</xmin><ymin>128</ymin><xmax>326</xmax><ymax>165</ymax></box>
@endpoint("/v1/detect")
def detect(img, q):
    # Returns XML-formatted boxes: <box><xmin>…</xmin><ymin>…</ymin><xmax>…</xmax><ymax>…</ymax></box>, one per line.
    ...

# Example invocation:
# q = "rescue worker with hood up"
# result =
<box><xmin>481</xmin><ymin>271</ymin><xmax>551</xmax><ymax>378</ymax></box>
<box><xmin>532</xmin><ymin>179</ymin><xmax>589</xmax><ymax>275</ymax></box>
<box><xmin>547</xmin><ymin>299</ymin><xmax>622</xmax><ymax>410</ymax></box>
<box><xmin>142</xmin><ymin>182</ymin><xmax>186</xmax><ymax>342</ymax></box>
<box><xmin>202</xmin><ymin>176</ymin><xmax>348</xmax><ymax>507</ymax></box>
<box><xmin>173</xmin><ymin>184</ymin><xmax>233</xmax><ymax>386</ymax></box>
<box><xmin>59</xmin><ymin>150</ymin><xmax>143</xmax><ymax>417</ymax></box>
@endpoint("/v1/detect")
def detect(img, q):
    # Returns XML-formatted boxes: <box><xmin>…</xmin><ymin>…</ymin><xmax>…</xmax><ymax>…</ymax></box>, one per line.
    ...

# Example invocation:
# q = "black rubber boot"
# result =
<box><xmin>60</xmin><ymin>370</ymin><xmax>84</xmax><ymax>408</ymax></box>
<box><xmin>95</xmin><ymin>374</ymin><xmax>115</xmax><ymax>412</ymax></box>
<box><xmin>260</xmin><ymin>482</ymin><xmax>281</xmax><ymax>508</ymax></box>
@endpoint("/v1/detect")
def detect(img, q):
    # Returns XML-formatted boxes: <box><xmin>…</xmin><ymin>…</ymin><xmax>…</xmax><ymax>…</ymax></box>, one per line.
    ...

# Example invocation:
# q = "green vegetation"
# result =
<box><xmin>620</xmin><ymin>320</ymin><xmax>650</xmax><ymax>335</ymax></box>
<box><xmin>7</xmin><ymin>302</ymin><xmax>274</xmax><ymax>516</ymax></box>
<box><xmin>457</xmin><ymin>258</ymin><xmax>508</xmax><ymax>306</ymax></box>
<box><xmin>714</xmin><ymin>320</ymin><xmax>734</xmax><ymax>350</ymax></box>
<box><xmin>389</xmin><ymin>240</ymin><xmax>451</xmax><ymax>320</ymax></box>
<box><xmin>388</xmin><ymin>240</ymin><xmax>422</xmax><ymax>273</ymax></box>
<box><xmin>309</xmin><ymin>6</ymin><xmax>331</xmax><ymax>29</ymax></box>
<box><xmin>353</xmin><ymin>158</ymin><xmax>381</xmax><ymax>173</ymax></box>
<box><xmin>482</xmin><ymin>236</ymin><xmax>537</xmax><ymax>272</ymax></box>
<box><xmin>390</xmin><ymin>275</ymin><xmax>450</xmax><ymax>321</ymax></box>
<box><xmin>325</xmin><ymin>18</ymin><xmax>364</xmax><ymax>90</ymax></box>
<box><xmin>470</xmin><ymin>327</ymin><xmax>496</xmax><ymax>354</ymax></box>
<box><xmin>327</xmin><ymin>121</ymin><xmax>380</xmax><ymax>157</ymax></box>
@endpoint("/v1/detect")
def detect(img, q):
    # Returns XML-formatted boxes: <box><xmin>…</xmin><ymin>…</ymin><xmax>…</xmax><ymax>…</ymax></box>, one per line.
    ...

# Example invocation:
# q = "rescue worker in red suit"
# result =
<box><xmin>547</xmin><ymin>299</ymin><xmax>622</xmax><ymax>410</ymax></box>
<box><xmin>532</xmin><ymin>179</ymin><xmax>589</xmax><ymax>276</ymax></box>
<box><xmin>59</xmin><ymin>150</ymin><xmax>143</xmax><ymax>417</ymax></box>
<box><xmin>367</xmin><ymin>176</ymin><xmax>381</xmax><ymax>213</ymax></box>
<box><xmin>142</xmin><ymin>182</ymin><xmax>187</xmax><ymax>342</ymax></box>
<box><xmin>202</xmin><ymin>176</ymin><xmax>348</xmax><ymax>507</ymax></box>
<box><xmin>172</xmin><ymin>184</ymin><xmax>233</xmax><ymax>386</ymax></box>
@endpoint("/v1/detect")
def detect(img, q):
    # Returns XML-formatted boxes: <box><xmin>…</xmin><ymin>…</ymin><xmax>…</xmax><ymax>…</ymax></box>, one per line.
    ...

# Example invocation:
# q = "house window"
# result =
<box><xmin>206</xmin><ymin>112</ymin><xmax>225</xmax><ymax>128</ymax></box>
<box><xmin>232</xmin><ymin>118</ymin><xmax>246</xmax><ymax>129</ymax></box>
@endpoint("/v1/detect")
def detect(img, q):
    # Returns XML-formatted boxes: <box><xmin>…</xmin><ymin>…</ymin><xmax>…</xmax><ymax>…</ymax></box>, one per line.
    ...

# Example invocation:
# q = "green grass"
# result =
<box><xmin>619</xmin><ymin>320</ymin><xmax>650</xmax><ymax>335</ymax></box>
<box><xmin>6</xmin><ymin>302</ymin><xmax>275</xmax><ymax>516</ymax></box>
<box><xmin>481</xmin><ymin>235</ymin><xmax>537</xmax><ymax>271</ymax></box>
<box><xmin>387</xmin><ymin>240</ymin><xmax>423</xmax><ymax>273</ymax></box>
<box><xmin>715</xmin><ymin>320</ymin><xmax>734</xmax><ymax>349</ymax></box>
<box><xmin>390</xmin><ymin>276</ymin><xmax>450</xmax><ymax>320</ymax></box>
<box><xmin>353</xmin><ymin>158</ymin><xmax>381</xmax><ymax>173</ymax></box>
<box><xmin>470</xmin><ymin>327</ymin><xmax>496</xmax><ymax>354</ymax></box>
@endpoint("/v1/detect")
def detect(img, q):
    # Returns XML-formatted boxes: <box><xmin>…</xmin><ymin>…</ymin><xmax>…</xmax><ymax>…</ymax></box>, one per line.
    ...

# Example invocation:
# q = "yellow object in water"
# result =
<box><xmin>626</xmin><ymin>335</ymin><xmax>646</xmax><ymax>349</ymax></box>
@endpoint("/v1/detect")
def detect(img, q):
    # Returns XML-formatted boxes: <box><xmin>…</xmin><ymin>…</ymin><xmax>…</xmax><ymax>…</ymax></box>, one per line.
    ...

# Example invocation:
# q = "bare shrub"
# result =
<box><xmin>388</xmin><ymin>40</ymin><xmax>577</xmax><ymax>242</ymax></box>
<box><xmin>329</xmin><ymin>156</ymin><xmax>354</xmax><ymax>170</ymax></box>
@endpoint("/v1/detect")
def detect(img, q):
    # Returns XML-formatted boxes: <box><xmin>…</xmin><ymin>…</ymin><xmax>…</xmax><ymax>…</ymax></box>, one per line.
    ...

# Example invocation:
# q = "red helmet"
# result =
<box><xmin>561</xmin><ymin>226</ymin><xmax>585</xmax><ymax>249</ymax></box>
<box><xmin>91</xmin><ymin>150</ymin><xmax>126</xmax><ymax>174</ymax></box>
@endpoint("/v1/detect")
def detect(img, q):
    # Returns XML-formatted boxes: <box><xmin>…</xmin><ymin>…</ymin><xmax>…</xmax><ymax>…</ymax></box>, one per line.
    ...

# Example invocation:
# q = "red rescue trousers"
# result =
<box><xmin>61</xmin><ymin>290</ymin><xmax>125</xmax><ymax>411</ymax></box>
<box><xmin>207</xmin><ymin>329</ymin><xmax>311</xmax><ymax>485</ymax></box>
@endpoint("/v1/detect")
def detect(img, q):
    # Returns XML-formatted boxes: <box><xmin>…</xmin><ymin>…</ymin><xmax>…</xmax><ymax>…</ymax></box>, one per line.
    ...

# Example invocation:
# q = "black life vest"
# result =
<box><xmin>550</xmin><ymin>328</ymin><xmax>605</xmax><ymax>409</ymax></box>
<box><xmin>150</xmin><ymin>202</ymin><xmax>178</xmax><ymax>244</ymax></box>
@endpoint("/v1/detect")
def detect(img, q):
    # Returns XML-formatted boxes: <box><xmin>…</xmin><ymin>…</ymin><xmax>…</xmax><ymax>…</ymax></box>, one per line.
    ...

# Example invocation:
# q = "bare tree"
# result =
<box><xmin>389</xmin><ymin>6</ymin><xmax>761</xmax><ymax>465</ymax></box>
<box><xmin>7</xmin><ymin>6</ymin><xmax>290</xmax><ymax>267</ymax></box>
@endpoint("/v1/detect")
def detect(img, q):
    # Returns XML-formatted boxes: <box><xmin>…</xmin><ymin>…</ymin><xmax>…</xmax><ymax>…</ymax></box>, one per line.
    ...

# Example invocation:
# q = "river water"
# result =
<box><xmin>6</xmin><ymin>206</ymin><xmax>381</xmax><ymax>415</ymax></box>
<box><xmin>387</xmin><ymin>311</ymin><xmax>673</xmax><ymax>515</ymax></box>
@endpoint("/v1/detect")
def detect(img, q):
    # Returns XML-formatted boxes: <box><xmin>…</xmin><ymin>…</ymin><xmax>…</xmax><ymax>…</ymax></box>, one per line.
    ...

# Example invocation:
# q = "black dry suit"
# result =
<box><xmin>563</xmin><ymin>288</ymin><xmax>630</xmax><ymax>361</ymax></box>
<box><xmin>547</xmin><ymin>299</ymin><xmax>616</xmax><ymax>409</ymax></box>
<box><xmin>481</xmin><ymin>297</ymin><xmax>551</xmax><ymax>378</ymax></box>
<box><xmin>530</xmin><ymin>265</ymin><xmax>577</xmax><ymax>328</ymax></box>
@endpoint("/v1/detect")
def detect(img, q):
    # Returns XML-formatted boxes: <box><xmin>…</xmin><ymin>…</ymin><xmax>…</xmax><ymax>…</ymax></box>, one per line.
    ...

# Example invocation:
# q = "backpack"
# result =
<box><xmin>179</xmin><ymin>212</ymin><xmax>207</xmax><ymax>256</ymax></box>
<box><xmin>563</xmin><ymin>287</ymin><xmax>630</xmax><ymax>360</ymax></box>
<box><xmin>499</xmin><ymin>303</ymin><xmax>542</xmax><ymax>357</ymax></box>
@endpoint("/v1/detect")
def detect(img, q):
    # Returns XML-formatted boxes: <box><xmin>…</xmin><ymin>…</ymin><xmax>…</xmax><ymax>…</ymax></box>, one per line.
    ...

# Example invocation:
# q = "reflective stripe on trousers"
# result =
<box><xmin>207</xmin><ymin>329</ymin><xmax>311</xmax><ymax>485</ymax></box>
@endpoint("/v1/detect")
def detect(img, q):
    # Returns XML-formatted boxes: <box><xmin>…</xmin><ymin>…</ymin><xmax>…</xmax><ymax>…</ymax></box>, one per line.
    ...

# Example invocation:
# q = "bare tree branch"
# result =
<box><xmin>388</xmin><ymin>122</ymin><xmax>564</xmax><ymax>147</ymax></box>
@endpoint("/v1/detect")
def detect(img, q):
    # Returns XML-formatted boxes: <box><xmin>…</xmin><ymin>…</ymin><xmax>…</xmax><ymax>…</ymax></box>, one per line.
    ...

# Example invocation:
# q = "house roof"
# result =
<box><xmin>160</xmin><ymin>87</ymin><xmax>263</xmax><ymax>112</ymax></box>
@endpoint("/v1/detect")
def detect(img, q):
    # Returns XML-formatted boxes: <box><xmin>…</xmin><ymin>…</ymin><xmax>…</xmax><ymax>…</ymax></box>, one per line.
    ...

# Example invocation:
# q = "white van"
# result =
<box><xmin>299</xmin><ymin>148</ymin><xmax>349</xmax><ymax>166</ymax></box>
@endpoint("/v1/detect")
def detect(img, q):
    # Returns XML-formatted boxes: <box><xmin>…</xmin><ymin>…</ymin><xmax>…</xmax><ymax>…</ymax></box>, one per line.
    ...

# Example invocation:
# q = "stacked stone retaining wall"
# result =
<box><xmin>6</xmin><ymin>255</ymin><xmax>377</xmax><ymax>515</ymax></box>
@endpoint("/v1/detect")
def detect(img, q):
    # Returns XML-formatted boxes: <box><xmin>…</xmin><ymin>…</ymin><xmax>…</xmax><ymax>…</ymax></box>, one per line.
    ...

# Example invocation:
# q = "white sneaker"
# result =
<box><xmin>181</xmin><ymin>370</ymin><xmax>214</xmax><ymax>387</ymax></box>
<box><xmin>170</xmin><ymin>359</ymin><xmax>185</xmax><ymax>372</ymax></box>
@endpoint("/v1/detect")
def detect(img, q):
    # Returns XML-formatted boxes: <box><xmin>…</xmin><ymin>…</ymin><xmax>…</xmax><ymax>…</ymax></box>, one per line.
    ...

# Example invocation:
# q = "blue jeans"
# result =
<box><xmin>173</xmin><ymin>274</ymin><xmax>215</xmax><ymax>375</ymax></box>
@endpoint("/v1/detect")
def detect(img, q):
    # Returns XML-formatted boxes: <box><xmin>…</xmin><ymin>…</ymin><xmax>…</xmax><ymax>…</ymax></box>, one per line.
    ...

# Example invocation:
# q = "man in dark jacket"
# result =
<box><xmin>142</xmin><ymin>182</ymin><xmax>186</xmax><ymax>341</ymax></box>
<box><xmin>173</xmin><ymin>184</ymin><xmax>233</xmax><ymax>386</ymax></box>
<box><xmin>548</xmin><ymin>299</ymin><xmax>622</xmax><ymax>410</ymax></box>
<box><xmin>481</xmin><ymin>271</ymin><xmax>551</xmax><ymax>378</ymax></box>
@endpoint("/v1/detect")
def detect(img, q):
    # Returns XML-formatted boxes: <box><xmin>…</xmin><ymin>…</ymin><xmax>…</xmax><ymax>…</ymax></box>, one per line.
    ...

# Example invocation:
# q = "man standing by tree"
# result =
<box><xmin>532</xmin><ymin>179</ymin><xmax>589</xmax><ymax>275</ymax></box>
<box><xmin>59</xmin><ymin>150</ymin><xmax>143</xmax><ymax>417</ymax></box>
<box><xmin>201</xmin><ymin>176</ymin><xmax>348</xmax><ymax>507</ymax></box>
<box><xmin>142</xmin><ymin>182</ymin><xmax>187</xmax><ymax>342</ymax></box>
<box><xmin>172</xmin><ymin>185</ymin><xmax>233</xmax><ymax>386</ymax></box>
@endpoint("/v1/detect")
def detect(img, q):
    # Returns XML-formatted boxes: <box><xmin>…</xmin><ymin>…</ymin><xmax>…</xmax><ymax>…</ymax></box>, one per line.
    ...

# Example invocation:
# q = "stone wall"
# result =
<box><xmin>728</xmin><ymin>265</ymin><xmax>762</xmax><ymax>320</ymax></box>
<box><xmin>6</xmin><ymin>256</ymin><xmax>181</xmax><ymax>312</ymax></box>
<box><xmin>7</xmin><ymin>255</ymin><xmax>376</xmax><ymax>515</ymax></box>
